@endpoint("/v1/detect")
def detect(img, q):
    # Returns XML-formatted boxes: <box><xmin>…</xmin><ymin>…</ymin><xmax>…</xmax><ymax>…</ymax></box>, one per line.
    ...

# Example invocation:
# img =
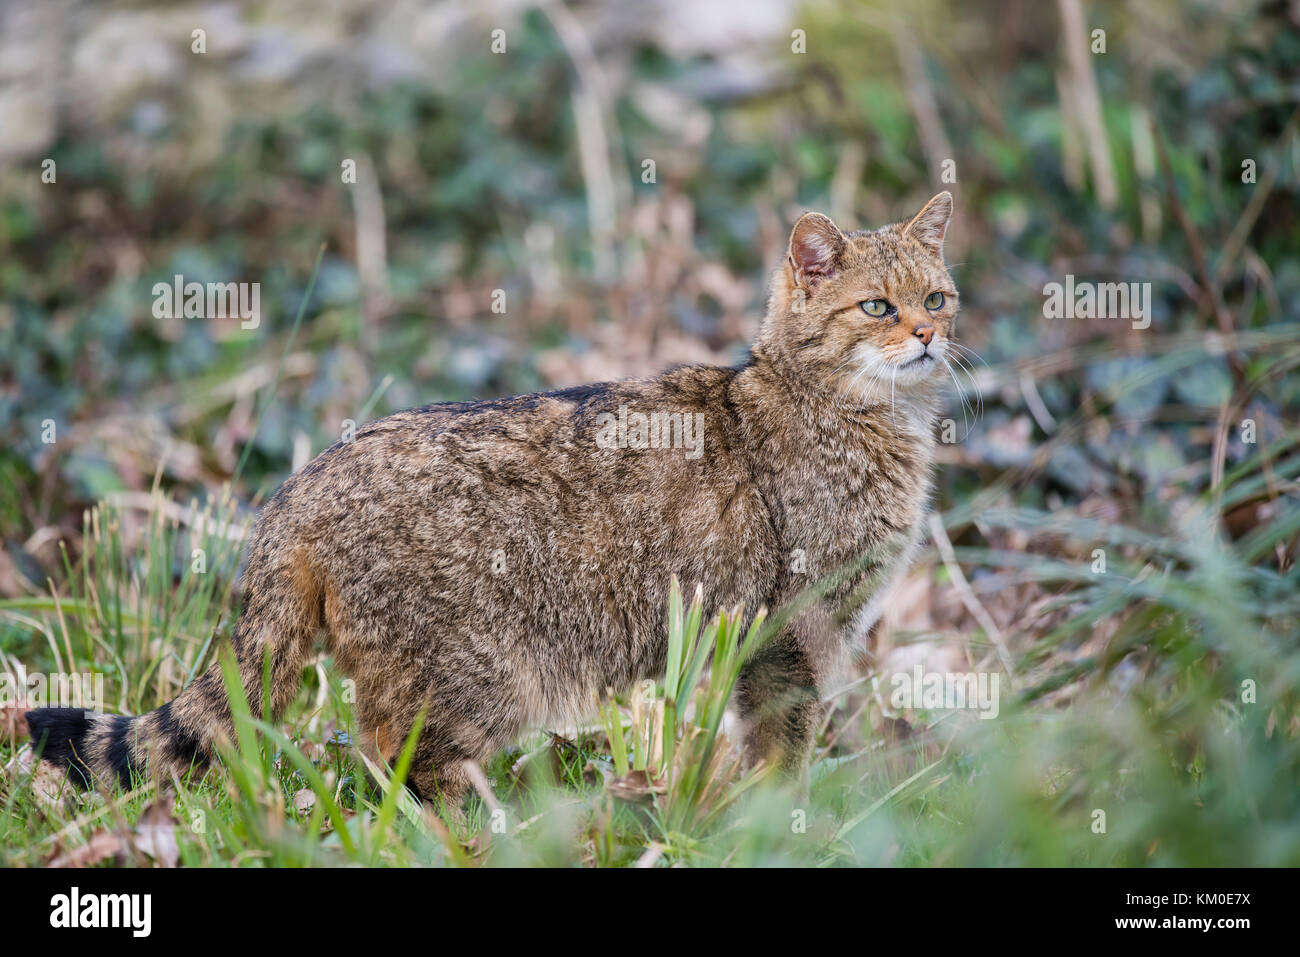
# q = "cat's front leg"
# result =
<box><xmin>735</xmin><ymin>607</ymin><xmax>834</xmax><ymax>780</ymax></box>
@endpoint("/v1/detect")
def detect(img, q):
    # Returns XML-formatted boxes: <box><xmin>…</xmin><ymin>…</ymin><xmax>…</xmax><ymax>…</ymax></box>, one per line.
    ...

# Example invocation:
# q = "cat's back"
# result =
<box><xmin>244</xmin><ymin>363</ymin><xmax>778</xmax><ymax>700</ymax></box>
<box><xmin>258</xmin><ymin>364</ymin><xmax>776</xmax><ymax>584</ymax></box>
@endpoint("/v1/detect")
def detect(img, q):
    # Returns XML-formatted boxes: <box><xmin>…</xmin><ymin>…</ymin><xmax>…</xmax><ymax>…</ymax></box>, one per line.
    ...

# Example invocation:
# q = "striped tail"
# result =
<box><xmin>26</xmin><ymin>697</ymin><xmax>212</xmax><ymax>790</ymax></box>
<box><xmin>26</xmin><ymin>547</ymin><xmax>324</xmax><ymax>790</ymax></box>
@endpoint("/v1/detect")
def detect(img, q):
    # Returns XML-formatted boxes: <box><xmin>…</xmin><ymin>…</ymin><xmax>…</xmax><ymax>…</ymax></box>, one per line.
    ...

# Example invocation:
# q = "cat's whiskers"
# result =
<box><xmin>890</xmin><ymin>365</ymin><xmax>898</xmax><ymax>422</ymax></box>
<box><xmin>945</xmin><ymin>343</ymin><xmax>985</xmax><ymax>422</ymax></box>
<box><xmin>954</xmin><ymin>355</ymin><xmax>984</xmax><ymax>422</ymax></box>
<box><xmin>828</xmin><ymin>351</ymin><xmax>872</xmax><ymax>397</ymax></box>
<box><xmin>835</xmin><ymin>353</ymin><xmax>889</xmax><ymax>409</ymax></box>
<box><xmin>947</xmin><ymin>340</ymin><xmax>988</xmax><ymax>372</ymax></box>
<box><xmin>862</xmin><ymin>354</ymin><xmax>894</xmax><ymax>406</ymax></box>
<box><xmin>940</xmin><ymin>355</ymin><xmax>974</xmax><ymax>438</ymax></box>
<box><xmin>829</xmin><ymin>353</ymin><xmax>862</xmax><ymax>379</ymax></box>
<box><xmin>946</xmin><ymin>355</ymin><xmax>981</xmax><ymax>426</ymax></box>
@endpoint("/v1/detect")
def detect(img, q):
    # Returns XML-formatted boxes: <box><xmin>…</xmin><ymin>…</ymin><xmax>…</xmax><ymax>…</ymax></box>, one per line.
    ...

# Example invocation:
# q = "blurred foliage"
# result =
<box><xmin>0</xmin><ymin>0</ymin><xmax>1298</xmax><ymax>865</ymax></box>
<box><xmin>1</xmin><ymin>1</ymin><xmax>1297</xmax><ymax>530</ymax></box>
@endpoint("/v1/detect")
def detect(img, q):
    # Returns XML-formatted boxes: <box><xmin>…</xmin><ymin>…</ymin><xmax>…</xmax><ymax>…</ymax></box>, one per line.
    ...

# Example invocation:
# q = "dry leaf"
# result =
<box><xmin>132</xmin><ymin>800</ymin><xmax>181</xmax><ymax>867</ymax></box>
<box><xmin>606</xmin><ymin>769</ymin><xmax>666</xmax><ymax>804</ymax></box>
<box><xmin>1</xmin><ymin>704</ymin><xmax>29</xmax><ymax>738</ymax></box>
<box><xmin>49</xmin><ymin>800</ymin><xmax>182</xmax><ymax>868</ymax></box>
<box><xmin>48</xmin><ymin>828</ymin><xmax>126</xmax><ymax>868</ymax></box>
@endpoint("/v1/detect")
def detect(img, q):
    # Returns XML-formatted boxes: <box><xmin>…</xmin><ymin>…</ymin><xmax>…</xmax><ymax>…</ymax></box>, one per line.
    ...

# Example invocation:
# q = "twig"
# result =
<box><xmin>890</xmin><ymin>22</ymin><xmax>953</xmax><ymax>183</ymax></box>
<box><xmin>1020</xmin><ymin>373</ymin><xmax>1058</xmax><ymax>434</ymax></box>
<box><xmin>1057</xmin><ymin>0</ymin><xmax>1118</xmax><ymax>208</ymax></box>
<box><xmin>460</xmin><ymin>759</ymin><xmax>502</xmax><ymax>817</ymax></box>
<box><xmin>537</xmin><ymin>0</ymin><xmax>623</xmax><ymax>283</ymax></box>
<box><xmin>928</xmin><ymin>514</ymin><xmax>1016</xmax><ymax>681</ymax></box>
<box><xmin>350</xmin><ymin>152</ymin><xmax>390</xmax><ymax>351</ymax></box>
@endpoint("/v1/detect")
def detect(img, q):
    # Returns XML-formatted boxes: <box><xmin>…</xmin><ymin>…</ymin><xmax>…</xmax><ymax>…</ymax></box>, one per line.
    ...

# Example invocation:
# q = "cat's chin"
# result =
<box><xmin>839</xmin><ymin>356</ymin><xmax>942</xmax><ymax>403</ymax></box>
<box><xmin>894</xmin><ymin>353</ymin><xmax>942</xmax><ymax>384</ymax></box>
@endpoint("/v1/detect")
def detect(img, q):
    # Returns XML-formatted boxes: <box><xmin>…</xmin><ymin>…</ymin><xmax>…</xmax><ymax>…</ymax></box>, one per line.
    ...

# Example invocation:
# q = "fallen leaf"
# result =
<box><xmin>48</xmin><ymin>828</ymin><xmax>126</xmax><ymax>868</ymax></box>
<box><xmin>606</xmin><ymin>769</ymin><xmax>665</xmax><ymax>804</ymax></box>
<box><xmin>132</xmin><ymin>800</ymin><xmax>181</xmax><ymax>867</ymax></box>
<box><xmin>1</xmin><ymin>704</ymin><xmax>29</xmax><ymax>738</ymax></box>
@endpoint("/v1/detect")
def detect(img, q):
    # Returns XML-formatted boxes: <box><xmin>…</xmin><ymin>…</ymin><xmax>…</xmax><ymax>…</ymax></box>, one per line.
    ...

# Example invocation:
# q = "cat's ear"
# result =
<box><xmin>902</xmin><ymin>191</ymin><xmax>953</xmax><ymax>257</ymax></box>
<box><xmin>787</xmin><ymin>212</ymin><xmax>847</xmax><ymax>292</ymax></box>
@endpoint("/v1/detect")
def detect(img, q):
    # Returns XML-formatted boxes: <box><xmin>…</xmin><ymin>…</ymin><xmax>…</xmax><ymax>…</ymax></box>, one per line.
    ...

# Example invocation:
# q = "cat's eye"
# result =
<box><xmin>924</xmin><ymin>291</ymin><xmax>945</xmax><ymax>310</ymax></box>
<box><xmin>860</xmin><ymin>299</ymin><xmax>892</xmax><ymax>318</ymax></box>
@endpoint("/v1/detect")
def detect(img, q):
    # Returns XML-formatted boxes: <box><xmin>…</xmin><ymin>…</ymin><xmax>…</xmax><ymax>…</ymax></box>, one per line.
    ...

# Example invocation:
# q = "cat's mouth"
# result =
<box><xmin>900</xmin><ymin>353</ymin><xmax>934</xmax><ymax>369</ymax></box>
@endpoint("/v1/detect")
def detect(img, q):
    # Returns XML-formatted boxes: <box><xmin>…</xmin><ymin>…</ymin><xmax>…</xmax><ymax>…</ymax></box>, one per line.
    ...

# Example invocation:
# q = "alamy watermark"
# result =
<box><xmin>1043</xmin><ymin>274</ymin><xmax>1151</xmax><ymax>330</ymax></box>
<box><xmin>50</xmin><ymin>887</ymin><xmax>151</xmax><ymax>937</ymax></box>
<box><xmin>152</xmin><ymin>274</ymin><xmax>260</xmax><ymax>329</ymax></box>
<box><xmin>889</xmin><ymin>666</ymin><xmax>1000</xmax><ymax>719</ymax></box>
<box><xmin>1</xmin><ymin>670</ymin><xmax>104</xmax><ymax>710</ymax></box>
<box><xmin>595</xmin><ymin>405</ymin><xmax>704</xmax><ymax>460</ymax></box>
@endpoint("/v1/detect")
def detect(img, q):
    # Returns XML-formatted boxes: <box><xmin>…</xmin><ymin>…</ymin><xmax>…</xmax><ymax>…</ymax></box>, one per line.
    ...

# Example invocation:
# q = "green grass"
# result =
<box><xmin>1</xmin><ymin>0</ymin><xmax>1296</xmax><ymax>869</ymax></box>
<box><xmin>1</xmin><ymin>442</ymin><xmax>1296</xmax><ymax>866</ymax></box>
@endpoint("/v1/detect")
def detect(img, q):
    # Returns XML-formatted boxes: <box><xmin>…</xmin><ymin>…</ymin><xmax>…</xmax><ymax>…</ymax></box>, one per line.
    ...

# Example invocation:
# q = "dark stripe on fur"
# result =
<box><xmin>154</xmin><ymin>701</ymin><xmax>209</xmax><ymax>773</ymax></box>
<box><xmin>104</xmin><ymin>715</ymin><xmax>135</xmax><ymax>789</ymax></box>
<box><xmin>25</xmin><ymin>707</ymin><xmax>94</xmax><ymax>788</ymax></box>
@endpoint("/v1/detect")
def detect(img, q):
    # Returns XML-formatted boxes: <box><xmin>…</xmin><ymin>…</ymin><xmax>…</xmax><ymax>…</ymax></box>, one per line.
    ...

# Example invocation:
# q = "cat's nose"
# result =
<box><xmin>913</xmin><ymin>324</ymin><xmax>934</xmax><ymax>347</ymax></box>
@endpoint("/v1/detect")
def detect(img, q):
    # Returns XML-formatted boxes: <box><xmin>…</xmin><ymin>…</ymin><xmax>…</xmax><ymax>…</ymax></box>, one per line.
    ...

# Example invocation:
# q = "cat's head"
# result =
<box><xmin>764</xmin><ymin>192</ymin><xmax>958</xmax><ymax>402</ymax></box>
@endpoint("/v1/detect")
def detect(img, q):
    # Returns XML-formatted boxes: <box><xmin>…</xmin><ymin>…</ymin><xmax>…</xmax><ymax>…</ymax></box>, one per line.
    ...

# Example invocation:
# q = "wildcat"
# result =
<box><xmin>28</xmin><ymin>192</ymin><xmax>958</xmax><ymax>802</ymax></box>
